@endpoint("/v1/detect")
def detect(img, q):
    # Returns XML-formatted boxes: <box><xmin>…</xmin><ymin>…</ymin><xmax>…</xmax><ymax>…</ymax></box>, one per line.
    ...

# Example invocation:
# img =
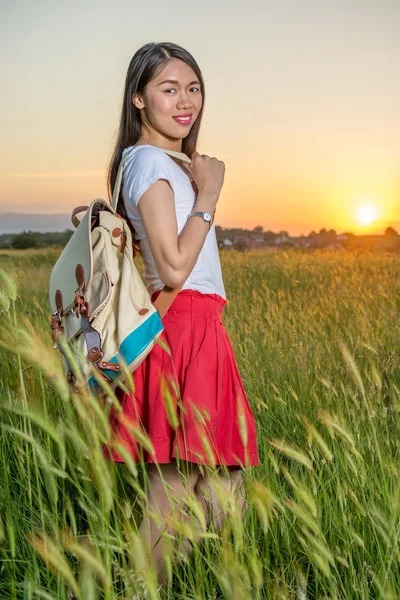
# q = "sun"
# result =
<box><xmin>357</xmin><ymin>205</ymin><xmax>378</xmax><ymax>225</ymax></box>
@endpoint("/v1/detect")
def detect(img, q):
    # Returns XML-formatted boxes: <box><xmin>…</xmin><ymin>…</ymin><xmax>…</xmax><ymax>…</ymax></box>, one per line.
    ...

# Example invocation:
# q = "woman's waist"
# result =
<box><xmin>151</xmin><ymin>288</ymin><xmax>227</xmax><ymax>316</ymax></box>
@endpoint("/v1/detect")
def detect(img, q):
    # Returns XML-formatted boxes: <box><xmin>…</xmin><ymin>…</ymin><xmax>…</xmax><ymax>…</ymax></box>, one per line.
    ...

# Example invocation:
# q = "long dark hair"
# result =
<box><xmin>107</xmin><ymin>42</ymin><xmax>205</xmax><ymax>256</ymax></box>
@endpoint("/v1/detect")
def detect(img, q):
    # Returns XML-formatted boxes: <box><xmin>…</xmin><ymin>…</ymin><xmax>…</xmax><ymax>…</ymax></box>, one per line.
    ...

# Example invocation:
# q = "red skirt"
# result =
<box><xmin>101</xmin><ymin>289</ymin><xmax>259</xmax><ymax>469</ymax></box>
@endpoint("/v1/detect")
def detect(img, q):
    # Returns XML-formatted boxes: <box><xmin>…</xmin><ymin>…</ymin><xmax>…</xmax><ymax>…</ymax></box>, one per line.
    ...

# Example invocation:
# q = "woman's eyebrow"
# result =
<box><xmin>157</xmin><ymin>79</ymin><xmax>200</xmax><ymax>86</ymax></box>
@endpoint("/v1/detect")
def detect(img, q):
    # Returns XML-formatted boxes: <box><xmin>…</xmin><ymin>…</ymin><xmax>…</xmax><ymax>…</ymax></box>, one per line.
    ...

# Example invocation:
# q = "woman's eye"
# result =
<box><xmin>165</xmin><ymin>87</ymin><xmax>200</xmax><ymax>94</ymax></box>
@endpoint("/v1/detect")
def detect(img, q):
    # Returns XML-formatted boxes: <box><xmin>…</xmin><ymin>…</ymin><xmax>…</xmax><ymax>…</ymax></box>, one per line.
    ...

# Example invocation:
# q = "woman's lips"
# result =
<box><xmin>173</xmin><ymin>116</ymin><xmax>192</xmax><ymax>126</ymax></box>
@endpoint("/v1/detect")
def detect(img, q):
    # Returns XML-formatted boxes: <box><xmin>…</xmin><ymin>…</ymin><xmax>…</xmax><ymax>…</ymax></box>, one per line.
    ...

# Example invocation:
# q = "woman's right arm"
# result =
<box><xmin>137</xmin><ymin>153</ymin><xmax>224</xmax><ymax>288</ymax></box>
<box><xmin>137</xmin><ymin>182</ymin><xmax>220</xmax><ymax>288</ymax></box>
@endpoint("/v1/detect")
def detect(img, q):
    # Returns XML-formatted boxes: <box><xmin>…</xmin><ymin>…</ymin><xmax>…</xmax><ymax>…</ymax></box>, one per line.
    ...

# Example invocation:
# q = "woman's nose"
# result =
<box><xmin>177</xmin><ymin>93</ymin><xmax>192</xmax><ymax>109</ymax></box>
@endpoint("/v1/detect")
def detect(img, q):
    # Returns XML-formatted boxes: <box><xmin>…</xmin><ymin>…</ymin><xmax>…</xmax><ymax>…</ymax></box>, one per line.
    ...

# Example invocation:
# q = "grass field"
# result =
<box><xmin>0</xmin><ymin>247</ymin><xmax>399</xmax><ymax>599</ymax></box>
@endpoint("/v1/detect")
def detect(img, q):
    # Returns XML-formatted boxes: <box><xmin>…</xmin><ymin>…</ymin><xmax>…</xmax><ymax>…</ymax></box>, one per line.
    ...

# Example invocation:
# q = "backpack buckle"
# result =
<box><xmin>50</xmin><ymin>310</ymin><xmax>64</xmax><ymax>343</ymax></box>
<box><xmin>74</xmin><ymin>288</ymin><xmax>90</xmax><ymax>318</ymax></box>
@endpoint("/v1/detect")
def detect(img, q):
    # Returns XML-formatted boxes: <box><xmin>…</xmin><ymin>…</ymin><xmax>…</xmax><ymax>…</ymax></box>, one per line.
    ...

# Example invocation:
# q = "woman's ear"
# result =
<box><xmin>132</xmin><ymin>92</ymin><xmax>144</xmax><ymax>110</ymax></box>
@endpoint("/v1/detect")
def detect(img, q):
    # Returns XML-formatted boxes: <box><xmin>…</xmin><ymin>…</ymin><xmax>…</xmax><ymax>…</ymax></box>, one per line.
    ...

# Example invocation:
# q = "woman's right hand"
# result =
<box><xmin>182</xmin><ymin>152</ymin><xmax>225</xmax><ymax>201</ymax></box>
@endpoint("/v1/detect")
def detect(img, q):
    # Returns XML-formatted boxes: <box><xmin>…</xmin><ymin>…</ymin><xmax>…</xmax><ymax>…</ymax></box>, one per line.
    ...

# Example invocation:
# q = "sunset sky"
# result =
<box><xmin>1</xmin><ymin>0</ymin><xmax>399</xmax><ymax>235</ymax></box>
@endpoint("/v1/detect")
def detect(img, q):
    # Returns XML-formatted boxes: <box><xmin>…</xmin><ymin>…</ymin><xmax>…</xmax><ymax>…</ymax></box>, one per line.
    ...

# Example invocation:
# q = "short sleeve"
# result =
<box><xmin>122</xmin><ymin>146</ymin><xmax>175</xmax><ymax>208</ymax></box>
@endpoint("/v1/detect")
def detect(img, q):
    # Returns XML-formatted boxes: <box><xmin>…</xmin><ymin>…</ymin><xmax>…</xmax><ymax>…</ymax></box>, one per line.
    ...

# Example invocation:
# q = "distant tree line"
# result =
<box><xmin>0</xmin><ymin>225</ymin><xmax>398</xmax><ymax>251</ymax></box>
<box><xmin>0</xmin><ymin>230</ymin><xmax>74</xmax><ymax>250</ymax></box>
<box><xmin>215</xmin><ymin>225</ymin><xmax>399</xmax><ymax>243</ymax></box>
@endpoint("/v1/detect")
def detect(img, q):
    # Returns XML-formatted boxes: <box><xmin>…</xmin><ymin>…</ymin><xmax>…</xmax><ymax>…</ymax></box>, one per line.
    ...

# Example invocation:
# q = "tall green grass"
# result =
<box><xmin>0</xmin><ymin>247</ymin><xmax>399</xmax><ymax>599</ymax></box>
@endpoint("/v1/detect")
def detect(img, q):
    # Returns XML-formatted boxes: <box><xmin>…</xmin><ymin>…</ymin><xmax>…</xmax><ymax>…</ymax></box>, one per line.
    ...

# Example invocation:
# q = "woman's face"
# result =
<box><xmin>133</xmin><ymin>58</ymin><xmax>203</xmax><ymax>145</ymax></box>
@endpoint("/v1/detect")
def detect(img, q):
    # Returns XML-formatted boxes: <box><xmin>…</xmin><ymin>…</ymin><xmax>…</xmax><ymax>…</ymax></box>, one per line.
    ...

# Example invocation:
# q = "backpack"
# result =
<box><xmin>49</xmin><ymin>146</ymin><xmax>192</xmax><ymax>392</ymax></box>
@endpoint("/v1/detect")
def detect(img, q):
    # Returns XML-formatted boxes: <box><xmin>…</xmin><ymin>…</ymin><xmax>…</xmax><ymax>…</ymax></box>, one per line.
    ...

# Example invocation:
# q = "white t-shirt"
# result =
<box><xmin>121</xmin><ymin>144</ymin><xmax>227</xmax><ymax>300</ymax></box>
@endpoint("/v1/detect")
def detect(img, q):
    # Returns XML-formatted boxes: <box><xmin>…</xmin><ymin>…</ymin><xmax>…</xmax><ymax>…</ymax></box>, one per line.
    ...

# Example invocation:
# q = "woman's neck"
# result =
<box><xmin>135</xmin><ymin>136</ymin><xmax>182</xmax><ymax>154</ymax></box>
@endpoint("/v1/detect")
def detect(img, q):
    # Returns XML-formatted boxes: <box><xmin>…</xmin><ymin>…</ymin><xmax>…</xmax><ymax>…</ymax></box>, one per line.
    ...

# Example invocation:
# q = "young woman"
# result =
<box><xmin>102</xmin><ymin>41</ymin><xmax>259</xmax><ymax>584</ymax></box>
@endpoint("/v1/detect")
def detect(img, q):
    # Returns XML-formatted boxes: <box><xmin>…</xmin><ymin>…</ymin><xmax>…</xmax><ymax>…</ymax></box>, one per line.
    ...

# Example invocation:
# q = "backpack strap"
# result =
<box><xmin>111</xmin><ymin>146</ymin><xmax>195</xmax><ymax>319</ymax></box>
<box><xmin>71</xmin><ymin>205</ymin><xmax>89</xmax><ymax>228</ymax></box>
<box><xmin>151</xmin><ymin>286</ymin><xmax>182</xmax><ymax>319</ymax></box>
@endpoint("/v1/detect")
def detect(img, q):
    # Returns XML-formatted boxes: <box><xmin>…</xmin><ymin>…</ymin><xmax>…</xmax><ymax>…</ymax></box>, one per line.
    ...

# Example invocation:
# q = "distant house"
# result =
<box><xmin>287</xmin><ymin>236</ymin><xmax>316</xmax><ymax>249</ymax></box>
<box><xmin>231</xmin><ymin>234</ymin><xmax>267</xmax><ymax>249</ymax></box>
<box><xmin>233</xmin><ymin>235</ymin><xmax>252</xmax><ymax>249</ymax></box>
<box><xmin>218</xmin><ymin>238</ymin><xmax>234</xmax><ymax>251</ymax></box>
<box><xmin>274</xmin><ymin>234</ymin><xmax>290</xmax><ymax>245</ymax></box>
<box><xmin>251</xmin><ymin>234</ymin><xmax>264</xmax><ymax>245</ymax></box>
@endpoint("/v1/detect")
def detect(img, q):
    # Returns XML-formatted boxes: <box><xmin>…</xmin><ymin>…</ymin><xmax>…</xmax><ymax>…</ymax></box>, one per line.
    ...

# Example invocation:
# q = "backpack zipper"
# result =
<box><xmin>91</xmin><ymin>268</ymin><xmax>113</xmax><ymax>318</ymax></box>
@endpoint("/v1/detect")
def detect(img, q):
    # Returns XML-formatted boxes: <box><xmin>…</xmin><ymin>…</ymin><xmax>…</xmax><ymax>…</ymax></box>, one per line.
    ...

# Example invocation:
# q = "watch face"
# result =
<box><xmin>203</xmin><ymin>212</ymin><xmax>211</xmax><ymax>222</ymax></box>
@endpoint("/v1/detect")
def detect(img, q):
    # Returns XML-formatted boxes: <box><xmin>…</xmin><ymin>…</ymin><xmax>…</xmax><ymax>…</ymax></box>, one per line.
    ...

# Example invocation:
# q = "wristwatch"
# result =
<box><xmin>187</xmin><ymin>209</ymin><xmax>215</xmax><ymax>230</ymax></box>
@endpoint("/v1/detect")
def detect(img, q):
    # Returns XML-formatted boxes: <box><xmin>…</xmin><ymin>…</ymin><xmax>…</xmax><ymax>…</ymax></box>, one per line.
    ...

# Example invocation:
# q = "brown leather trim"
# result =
<box><xmin>152</xmin><ymin>286</ymin><xmax>183</xmax><ymax>319</ymax></box>
<box><xmin>74</xmin><ymin>293</ymin><xmax>89</xmax><ymax>318</ymax></box>
<box><xmin>98</xmin><ymin>361</ymin><xmax>121</xmax><ymax>372</ymax></box>
<box><xmin>71</xmin><ymin>205</ymin><xmax>89</xmax><ymax>228</ymax></box>
<box><xmin>94</xmin><ymin>366</ymin><xmax>112</xmax><ymax>383</ymax></box>
<box><xmin>75</xmin><ymin>264</ymin><xmax>85</xmax><ymax>289</ymax></box>
<box><xmin>120</xmin><ymin>232</ymin><xmax>126</xmax><ymax>253</ymax></box>
<box><xmin>55</xmin><ymin>289</ymin><xmax>63</xmax><ymax>313</ymax></box>
<box><xmin>88</xmin><ymin>346</ymin><xmax>102</xmax><ymax>363</ymax></box>
<box><xmin>50</xmin><ymin>314</ymin><xmax>63</xmax><ymax>343</ymax></box>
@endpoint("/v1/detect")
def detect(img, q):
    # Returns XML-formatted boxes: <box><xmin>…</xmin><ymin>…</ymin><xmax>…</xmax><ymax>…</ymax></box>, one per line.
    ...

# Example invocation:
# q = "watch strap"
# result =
<box><xmin>188</xmin><ymin>211</ymin><xmax>212</xmax><ymax>229</ymax></box>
